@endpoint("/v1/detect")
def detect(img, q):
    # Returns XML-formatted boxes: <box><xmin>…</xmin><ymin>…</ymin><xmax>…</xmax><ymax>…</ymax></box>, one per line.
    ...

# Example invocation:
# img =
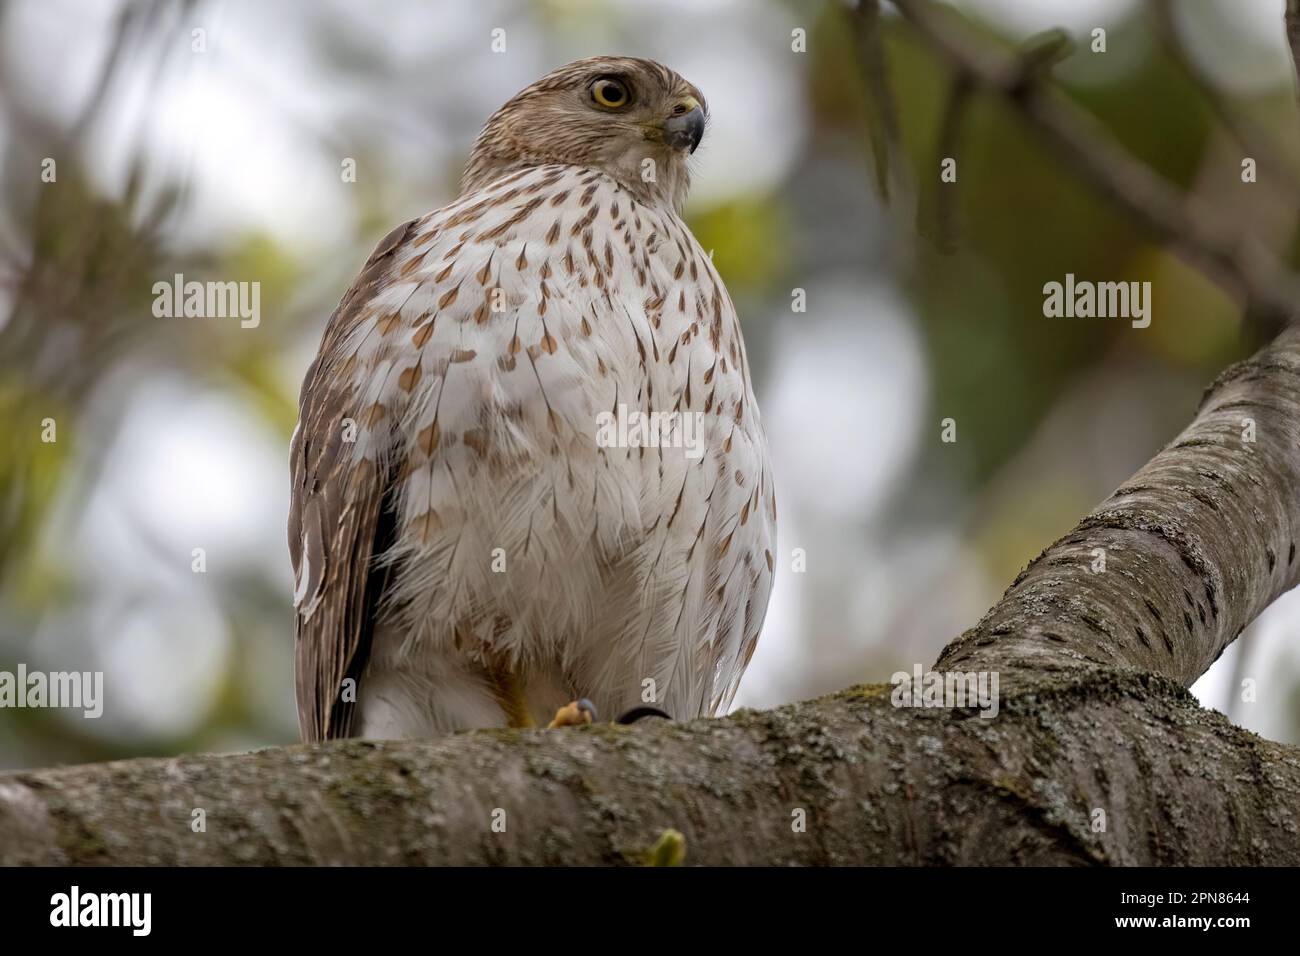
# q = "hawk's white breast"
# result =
<box><xmin>340</xmin><ymin>163</ymin><xmax>775</xmax><ymax>724</ymax></box>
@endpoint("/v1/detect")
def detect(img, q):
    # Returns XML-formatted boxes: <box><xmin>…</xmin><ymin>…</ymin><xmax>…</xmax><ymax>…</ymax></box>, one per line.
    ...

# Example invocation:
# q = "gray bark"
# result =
<box><xmin>941</xmin><ymin>326</ymin><xmax>1300</xmax><ymax>684</ymax></box>
<box><xmin>2</xmin><ymin>328</ymin><xmax>1299</xmax><ymax>866</ymax></box>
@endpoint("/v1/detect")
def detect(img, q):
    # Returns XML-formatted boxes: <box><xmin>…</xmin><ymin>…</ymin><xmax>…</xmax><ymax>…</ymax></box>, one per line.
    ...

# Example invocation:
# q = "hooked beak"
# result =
<box><xmin>662</xmin><ymin>97</ymin><xmax>705</xmax><ymax>154</ymax></box>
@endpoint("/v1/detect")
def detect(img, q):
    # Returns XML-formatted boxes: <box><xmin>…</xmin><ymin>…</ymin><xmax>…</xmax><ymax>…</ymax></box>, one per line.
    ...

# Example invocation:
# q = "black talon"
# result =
<box><xmin>616</xmin><ymin>706</ymin><xmax>672</xmax><ymax>724</ymax></box>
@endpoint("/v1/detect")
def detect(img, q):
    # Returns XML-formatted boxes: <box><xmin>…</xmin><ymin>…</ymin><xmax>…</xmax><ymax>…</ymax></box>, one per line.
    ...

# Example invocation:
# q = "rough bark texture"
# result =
<box><xmin>940</xmin><ymin>325</ymin><xmax>1300</xmax><ymax>683</ymax></box>
<box><xmin>1</xmin><ymin>327</ymin><xmax>1299</xmax><ymax>865</ymax></box>
<box><xmin>0</xmin><ymin>670</ymin><xmax>1297</xmax><ymax>866</ymax></box>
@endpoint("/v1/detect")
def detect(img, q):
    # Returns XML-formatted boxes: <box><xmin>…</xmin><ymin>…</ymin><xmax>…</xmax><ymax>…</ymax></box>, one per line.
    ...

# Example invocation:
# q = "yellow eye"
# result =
<box><xmin>591</xmin><ymin>78</ymin><xmax>630</xmax><ymax>109</ymax></box>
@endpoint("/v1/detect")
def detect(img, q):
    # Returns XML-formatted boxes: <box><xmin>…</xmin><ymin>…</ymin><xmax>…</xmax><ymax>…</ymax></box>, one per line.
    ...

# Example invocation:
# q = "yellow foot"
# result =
<box><xmin>548</xmin><ymin>698</ymin><xmax>596</xmax><ymax>728</ymax></box>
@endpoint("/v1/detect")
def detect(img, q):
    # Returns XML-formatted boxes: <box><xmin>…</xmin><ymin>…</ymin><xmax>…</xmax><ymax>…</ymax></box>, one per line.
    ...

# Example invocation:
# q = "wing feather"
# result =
<box><xmin>288</xmin><ymin>219</ymin><xmax>417</xmax><ymax>741</ymax></box>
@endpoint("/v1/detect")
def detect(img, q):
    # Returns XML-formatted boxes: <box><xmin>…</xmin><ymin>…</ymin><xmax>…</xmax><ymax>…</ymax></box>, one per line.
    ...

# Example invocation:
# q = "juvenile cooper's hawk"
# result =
<box><xmin>289</xmin><ymin>56</ymin><xmax>776</xmax><ymax>741</ymax></box>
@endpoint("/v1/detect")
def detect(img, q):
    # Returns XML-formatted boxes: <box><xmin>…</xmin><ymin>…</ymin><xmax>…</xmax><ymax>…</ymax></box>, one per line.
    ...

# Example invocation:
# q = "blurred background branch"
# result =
<box><xmin>882</xmin><ymin>0</ymin><xmax>1300</xmax><ymax>340</ymax></box>
<box><xmin>1286</xmin><ymin>0</ymin><xmax>1300</xmax><ymax>109</ymax></box>
<box><xmin>852</xmin><ymin>0</ymin><xmax>907</xmax><ymax>203</ymax></box>
<box><xmin>1152</xmin><ymin>0</ymin><xmax>1300</xmax><ymax>196</ymax></box>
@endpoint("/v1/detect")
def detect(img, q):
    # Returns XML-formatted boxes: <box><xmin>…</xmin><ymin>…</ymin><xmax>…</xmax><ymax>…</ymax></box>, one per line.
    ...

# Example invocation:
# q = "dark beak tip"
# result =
<box><xmin>665</xmin><ymin>107</ymin><xmax>706</xmax><ymax>154</ymax></box>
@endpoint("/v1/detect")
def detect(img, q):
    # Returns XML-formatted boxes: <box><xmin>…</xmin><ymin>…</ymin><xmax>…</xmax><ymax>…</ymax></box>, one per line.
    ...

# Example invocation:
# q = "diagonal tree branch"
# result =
<box><xmin>939</xmin><ymin>325</ymin><xmax>1300</xmax><ymax>684</ymax></box>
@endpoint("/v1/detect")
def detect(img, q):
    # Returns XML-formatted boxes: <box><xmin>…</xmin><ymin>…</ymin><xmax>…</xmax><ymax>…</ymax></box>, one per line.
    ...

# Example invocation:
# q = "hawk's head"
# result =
<box><xmin>461</xmin><ymin>56</ymin><xmax>708</xmax><ymax>213</ymax></box>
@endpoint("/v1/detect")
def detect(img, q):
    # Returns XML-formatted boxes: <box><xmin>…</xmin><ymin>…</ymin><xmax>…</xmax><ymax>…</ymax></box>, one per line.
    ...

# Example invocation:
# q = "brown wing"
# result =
<box><xmin>288</xmin><ymin>219</ymin><xmax>417</xmax><ymax>742</ymax></box>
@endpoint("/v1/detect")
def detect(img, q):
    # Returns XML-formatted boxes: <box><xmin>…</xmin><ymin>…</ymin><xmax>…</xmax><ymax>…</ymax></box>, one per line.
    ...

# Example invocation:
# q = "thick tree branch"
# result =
<box><xmin>0</xmin><ymin>671</ymin><xmax>1297</xmax><ymax>865</ymax></box>
<box><xmin>939</xmin><ymin>325</ymin><xmax>1300</xmax><ymax>684</ymax></box>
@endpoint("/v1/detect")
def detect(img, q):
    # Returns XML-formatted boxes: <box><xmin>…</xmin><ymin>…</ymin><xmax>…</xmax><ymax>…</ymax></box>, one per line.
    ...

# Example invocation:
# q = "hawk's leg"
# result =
<box><xmin>484</xmin><ymin>657</ymin><xmax>593</xmax><ymax>729</ymax></box>
<box><xmin>485</xmin><ymin>662</ymin><xmax>535</xmax><ymax>728</ymax></box>
<box><xmin>548</xmin><ymin>698</ymin><xmax>596</xmax><ymax>728</ymax></box>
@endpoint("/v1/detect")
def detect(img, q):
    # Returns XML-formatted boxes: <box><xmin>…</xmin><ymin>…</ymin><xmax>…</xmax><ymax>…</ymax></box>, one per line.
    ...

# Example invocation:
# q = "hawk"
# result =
<box><xmin>289</xmin><ymin>56</ymin><xmax>776</xmax><ymax>742</ymax></box>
